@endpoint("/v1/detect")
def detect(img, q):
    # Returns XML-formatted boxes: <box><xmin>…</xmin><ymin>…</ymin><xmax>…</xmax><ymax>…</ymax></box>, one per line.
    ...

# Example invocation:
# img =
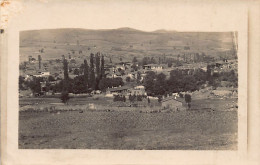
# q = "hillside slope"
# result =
<box><xmin>20</xmin><ymin>28</ymin><xmax>235</xmax><ymax>62</ymax></box>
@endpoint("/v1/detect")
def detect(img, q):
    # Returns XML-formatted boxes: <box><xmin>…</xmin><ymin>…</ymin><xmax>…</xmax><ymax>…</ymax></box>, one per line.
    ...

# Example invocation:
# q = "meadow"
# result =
<box><xmin>19</xmin><ymin>98</ymin><xmax>237</xmax><ymax>149</ymax></box>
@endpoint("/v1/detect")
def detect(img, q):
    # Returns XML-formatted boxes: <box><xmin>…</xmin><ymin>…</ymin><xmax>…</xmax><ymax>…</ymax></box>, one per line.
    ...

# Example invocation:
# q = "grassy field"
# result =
<box><xmin>19</xmin><ymin>108</ymin><xmax>237</xmax><ymax>150</ymax></box>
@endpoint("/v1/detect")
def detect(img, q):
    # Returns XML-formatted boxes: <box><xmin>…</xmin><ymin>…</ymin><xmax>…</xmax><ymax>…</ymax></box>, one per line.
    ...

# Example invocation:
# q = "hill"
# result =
<box><xmin>20</xmin><ymin>28</ymin><xmax>236</xmax><ymax>62</ymax></box>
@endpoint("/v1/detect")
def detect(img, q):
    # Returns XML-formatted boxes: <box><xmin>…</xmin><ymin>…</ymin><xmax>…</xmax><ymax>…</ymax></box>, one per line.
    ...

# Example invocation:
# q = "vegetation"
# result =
<box><xmin>185</xmin><ymin>94</ymin><xmax>192</xmax><ymax>109</ymax></box>
<box><xmin>143</xmin><ymin>66</ymin><xmax>237</xmax><ymax>97</ymax></box>
<box><xmin>61</xmin><ymin>59</ymin><xmax>70</xmax><ymax>103</ymax></box>
<box><xmin>113</xmin><ymin>95</ymin><xmax>126</xmax><ymax>102</ymax></box>
<box><xmin>61</xmin><ymin>91</ymin><xmax>69</xmax><ymax>104</ymax></box>
<box><xmin>99</xmin><ymin>77</ymin><xmax>124</xmax><ymax>91</ymax></box>
<box><xmin>83</xmin><ymin>59</ymin><xmax>89</xmax><ymax>91</ymax></box>
<box><xmin>89</xmin><ymin>53</ymin><xmax>96</xmax><ymax>90</ymax></box>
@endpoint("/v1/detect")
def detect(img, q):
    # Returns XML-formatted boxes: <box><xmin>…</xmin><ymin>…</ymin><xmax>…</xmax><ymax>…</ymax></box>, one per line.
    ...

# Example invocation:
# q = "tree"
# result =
<box><xmin>19</xmin><ymin>76</ymin><xmax>25</xmax><ymax>90</ymax></box>
<box><xmin>153</xmin><ymin>73</ymin><xmax>167</xmax><ymax>96</ymax></box>
<box><xmin>126</xmin><ymin>76</ymin><xmax>131</xmax><ymax>82</ymax></box>
<box><xmin>63</xmin><ymin>59</ymin><xmax>69</xmax><ymax>91</ymax></box>
<box><xmin>151</xmin><ymin>57</ymin><xmax>156</xmax><ymax>64</ymax></box>
<box><xmin>72</xmin><ymin>75</ymin><xmax>86</xmax><ymax>94</ymax></box>
<box><xmin>100</xmin><ymin>55</ymin><xmax>105</xmax><ymax>79</ymax></box>
<box><xmin>73</xmin><ymin>68</ymin><xmax>80</xmax><ymax>75</ymax></box>
<box><xmin>95</xmin><ymin>53</ymin><xmax>101</xmax><ymax>90</ymax></box>
<box><xmin>137</xmin><ymin>95</ymin><xmax>142</xmax><ymax>101</ymax></box>
<box><xmin>83</xmin><ymin>59</ymin><xmax>89</xmax><ymax>91</ymax></box>
<box><xmin>28</xmin><ymin>77</ymin><xmax>42</xmax><ymax>96</ymax></box>
<box><xmin>48</xmin><ymin>75</ymin><xmax>55</xmax><ymax>81</ymax></box>
<box><xmin>98</xmin><ymin>77</ymin><xmax>124</xmax><ymax>91</ymax></box>
<box><xmin>168</xmin><ymin>61</ymin><xmax>173</xmax><ymax>68</ymax></box>
<box><xmin>142</xmin><ymin>57</ymin><xmax>150</xmax><ymax>66</ymax></box>
<box><xmin>79</xmin><ymin>64</ymin><xmax>84</xmax><ymax>75</ymax></box>
<box><xmin>131</xmin><ymin>63</ymin><xmax>138</xmax><ymax>71</ymax></box>
<box><xmin>129</xmin><ymin>94</ymin><xmax>136</xmax><ymax>103</ymax></box>
<box><xmin>60</xmin><ymin>59</ymin><xmax>70</xmax><ymax>103</ymax></box>
<box><xmin>158</xmin><ymin>95</ymin><xmax>162</xmax><ymax>103</ymax></box>
<box><xmin>38</xmin><ymin>55</ymin><xmax>42</xmax><ymax>69</ymax></box>
<box><xmin>147</xmin><ymin>97</ymin><xmax>150</xmax><ymax>104</ymax></box>
<box><xmin>184</xmin><ymin>94</ymin><xmax>192</xmax><ymax>109</ymax></box>
<box><xmin>132</xmin><ymin>57</ymin><xmax>138</xmax><ymax>63</ymax></box>
<box><xmin>95</xmin><ymin>52</ymin><xmax>101</xmax><ymax>78</ymax></box>
<box><xmin>136</xmin><ymin>71</ymin><xmax>142</xmax><ymax>84</ymax></box>
<box><xmin>61</xmin><ymin>91</ymin><xmax>69</xmax><ymax>104</ymax></box>
<box><xmin>182</xmin><ymin>75</ymin><xmax>198</xmax><ymax>92</ymax></box>
<box><xmin>89</xmin><ymin>53</ymin><xmax>96</xmax><ymax>90</ymax></box>
<box><xmin>143</xmin><ymin>71</ymin><xmax>156</xmax><ymax>96</ymax></box>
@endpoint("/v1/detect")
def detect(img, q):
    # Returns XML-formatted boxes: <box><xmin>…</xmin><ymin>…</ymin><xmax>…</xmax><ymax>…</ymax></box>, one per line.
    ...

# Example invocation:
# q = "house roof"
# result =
<box><xmin>143</xmin><ymin>64</ymin><xmax>160</xmax><ymax>67</ymax></box>
<box><xmin>161</xmin><ymin>96</ymin><xmax>183</xmax><ymax>103</ymax></box>
<box><xmin>107</xmin><ymin>86</ymin><xmax>132</xmax><ymax>92</ymax></box>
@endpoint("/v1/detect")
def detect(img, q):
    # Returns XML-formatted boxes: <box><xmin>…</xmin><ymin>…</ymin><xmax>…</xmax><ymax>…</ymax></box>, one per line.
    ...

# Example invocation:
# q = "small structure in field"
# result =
<box><xmin>161</xmin><ymin>97</ymin><xmax>183</xmax><ymax>111</ymax></box>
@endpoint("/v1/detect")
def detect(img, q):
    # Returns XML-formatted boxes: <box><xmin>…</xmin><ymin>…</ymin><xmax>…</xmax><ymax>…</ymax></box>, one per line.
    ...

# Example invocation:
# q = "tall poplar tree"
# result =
<box><xmin>38</xmin><ymin>55</ymin><xmax>42</xmax><ymax>69</ymax></box>
<box><xmin>63</xmin><ymin>59</ymin><xmax>69</xmax><ymax>91</ymax></box>
<box><xmin>89</xmin><ymin>53</ymin><xmax>96</xmax><ymax>90</ymax></box>
<box><xmin>95</xmin><ymin>52</ymin><xmax>101</xmax><ymax>78</ymax></box>
<box><xmin>61</xmin><ymin>59</ymin><xmax>70</xmax><ymax>103</ymax></box>
<box><xmin>100</xmin><ymin>54</ymin><xmax>105</xmax><ymax>79</ymax></box>
<box><xmin>95</xmin><ymin>52</ymin><xmax>101</xmax><ymax>90</ymax></box>
<box><xmin>83</xmin><ymin>59</ymin><xmax>89</xmax><ymax>91</ymax></box>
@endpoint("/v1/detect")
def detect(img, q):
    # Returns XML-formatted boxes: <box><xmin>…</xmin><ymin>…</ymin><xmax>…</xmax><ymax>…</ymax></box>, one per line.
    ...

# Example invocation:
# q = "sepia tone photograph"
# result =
<box><xmin>18</xmin><ymin>28</ymin><xmax>238</xmax><ymax>150</ymax></box>
<box><xmin>3</xmin><ymin>0</ymin><xmax>260</xmax><ymax>164</ymax></box>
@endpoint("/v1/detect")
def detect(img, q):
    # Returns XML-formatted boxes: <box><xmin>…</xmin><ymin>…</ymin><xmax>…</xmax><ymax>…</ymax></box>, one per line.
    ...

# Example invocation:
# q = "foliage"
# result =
<box><xmin>184</xmin><ymin>94</ymin><xmax>191</xmax><ymax>103</ymax></box>
<box><xmin>101</xmin><ymin>55</ymin><xmax>105</xmax><ymax>79</ymax></box>
<box><xmin>129</xmin><ymin>94</ymin><xmax>136</xmax><ymax>102</ymax></box>
<box><xmin>126</xmin><ymin>76</ymin><xmax>131</xmax><ymax>82</ymax></box>
<box><xmin>27</xmin><ymin>77</ymin><xmax>43</xmax><ymax>95</ymax></box>
<box><xmin>132</xmin><ymin>57</ymin><xmax>138</xmax><ymax>63</ymax></box>
<box><xmin>60</xmin><ymin>91</ymin><xmax>70</xmax><ymax>104</ymax></box>
<box><xmin>136</xmin><ymin>71</ymin><xmax>142</xmax><ymax>83</ymax></box>
<box><xmin>63</xmin><ymin>59</ymin><xmax>69</xmax><ymax>91</ymax></box>
<box><xmin>113</xmin><ymin>95</ymin><xmax>126</xmax><ymax>102</ymax></box>
<box><xmin>131</xmin><ymin>63</ymin><xmax>138</xmax><ymax>71</ymax></box>
<box><xmin>19</xmin><ymin>76</ymin><xmax>26</xmax><ymax>90</ymax></box>
<box><xmin>48</xmin><ymin>75</ymin><xmax>55</xmax><ymax>81</ymax></box>
<box><xmin>83</xmin><ymin>59</ymin><xmax>89</xmax><ymax>89</ymax></box>
<box><xmin>98</xmin><ymin>77</ymin><xmax>124</xmax><ymax>91</ymax></box>
<box><xmin>168</xmin><ymin>62</ymin><xmax>173</xmax><ymax>68</ymax></box>
<box><xmin>143</xmin><ymin>71</ymin><xmax>156</xmax><ymax>96</ymax></box>
<box><xmin>158</xmin><ymin>95</ymin><xmax>162</xmax><ymax>103</ymax></box>
<box><xmin>137</xmin><ymin>95</ymin><xmax>143</xmax><ymax>101</ymax></box>
<box><xmin>185</xmin><ymin>94</ymin><xmax>192</xmax><ymax>109</ymax></box>
<box><xmin>89</xmin><ymin>53</ymin><xmax>96</xmax><ymax>90</ymax></box>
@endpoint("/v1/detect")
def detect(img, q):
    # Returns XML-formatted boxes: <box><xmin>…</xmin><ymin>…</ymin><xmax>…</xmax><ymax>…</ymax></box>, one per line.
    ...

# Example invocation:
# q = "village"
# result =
<box><xmin>19</xmin><ymin>50</ymin><xmax>238</xmax><ymax>113</ymax></box>
<box><xmin>18</xmin><ymin>29</ymin><xmax>239</xmax><ymax>150</ymax></box>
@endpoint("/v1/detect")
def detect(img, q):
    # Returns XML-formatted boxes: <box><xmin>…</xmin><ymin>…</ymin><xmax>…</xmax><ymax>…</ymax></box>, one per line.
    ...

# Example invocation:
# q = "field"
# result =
<box><xmin>19</xmin><ymin>98</ymin><xmax>237</xmax><ymax>150</ymax></box>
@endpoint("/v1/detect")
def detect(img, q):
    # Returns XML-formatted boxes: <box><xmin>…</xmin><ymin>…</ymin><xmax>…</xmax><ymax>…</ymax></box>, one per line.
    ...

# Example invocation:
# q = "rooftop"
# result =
<box><xmin>107</xmin><ymin>86</ymin><xmax>132</xmax><ymax>92</ymax></box>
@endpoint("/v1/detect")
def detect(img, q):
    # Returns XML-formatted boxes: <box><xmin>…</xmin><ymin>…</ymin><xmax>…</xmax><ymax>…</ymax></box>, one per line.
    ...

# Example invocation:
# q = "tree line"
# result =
<box><xmin>143</xmin><ymin>66</ymin><xmax>238</xmax><ymax>97</ymax></box>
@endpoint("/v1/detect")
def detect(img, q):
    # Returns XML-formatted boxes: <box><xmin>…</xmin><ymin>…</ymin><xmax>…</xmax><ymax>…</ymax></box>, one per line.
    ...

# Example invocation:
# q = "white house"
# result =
<box><xmin>33</xmin><ymin>71</ymin><xmax>50</xmax><ymax>77</ymax></box>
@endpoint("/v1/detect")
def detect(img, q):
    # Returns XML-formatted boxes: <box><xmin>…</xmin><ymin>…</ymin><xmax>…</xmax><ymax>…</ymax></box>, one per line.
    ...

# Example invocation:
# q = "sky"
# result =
<box><xmin>5</xmin><ymin>0</ymin><xmax>246</xmax><ymax>32</ymax></box>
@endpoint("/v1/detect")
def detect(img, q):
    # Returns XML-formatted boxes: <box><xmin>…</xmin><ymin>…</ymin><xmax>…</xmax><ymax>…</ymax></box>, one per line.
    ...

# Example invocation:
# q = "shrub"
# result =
<box><xmin>113</xmin><ymin>95</ymin><xmax>125</xmax><ymax>102</ymax></box>
<box><xmin>61</xmin><ymin>91</ymin><xmax>70</xmax><ymax>104</ymax></box>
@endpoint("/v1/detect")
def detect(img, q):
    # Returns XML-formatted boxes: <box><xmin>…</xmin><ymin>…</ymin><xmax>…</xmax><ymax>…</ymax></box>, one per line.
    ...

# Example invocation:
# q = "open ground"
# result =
<box><xmin>19</xmin><ymin>98</ymin><xmax>237</xmax><ymax>150</ymax></box>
